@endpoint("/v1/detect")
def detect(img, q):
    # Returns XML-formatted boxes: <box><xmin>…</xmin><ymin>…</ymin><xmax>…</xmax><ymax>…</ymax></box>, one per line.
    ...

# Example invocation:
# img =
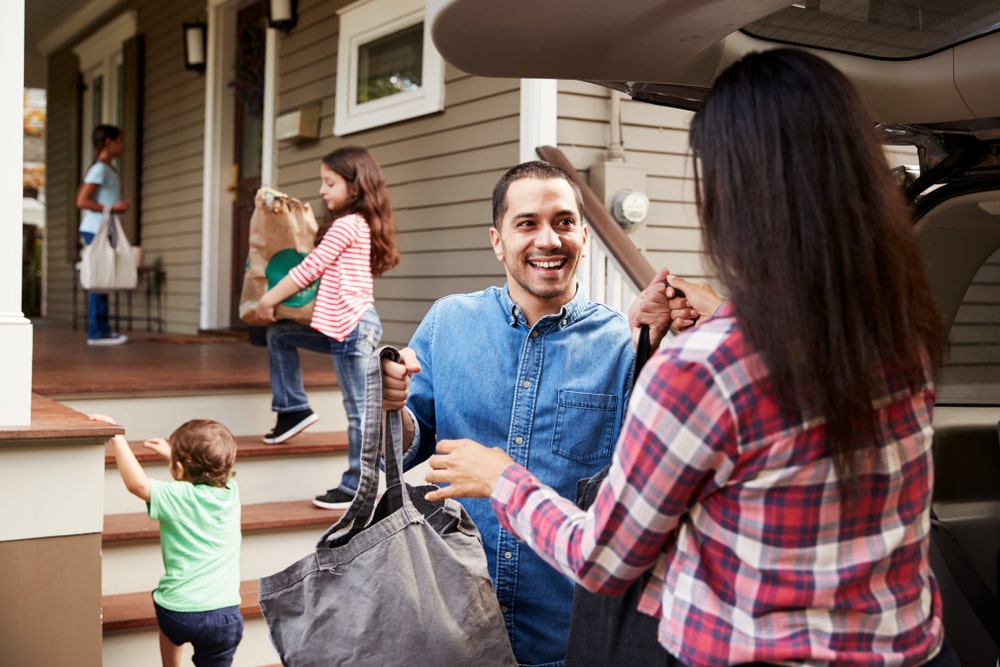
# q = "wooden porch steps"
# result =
<box><xmin>102</xmin><ymin>430</ymin><xmax>347</xmax><ymax>648</ymax></box>
<box><xmin>103</xmin><ymin>499</ymin><xmax>344</xmax><ymax>544</ymax></box>
<box><xmin>103</xmin><ymin>580</ymin><xmax>263</xmax><ymax>633</ymax></box>
<box><xmin>105</xmin><ymin>429</ymin><xmax>349</xmax><ymax>465</ymax></box>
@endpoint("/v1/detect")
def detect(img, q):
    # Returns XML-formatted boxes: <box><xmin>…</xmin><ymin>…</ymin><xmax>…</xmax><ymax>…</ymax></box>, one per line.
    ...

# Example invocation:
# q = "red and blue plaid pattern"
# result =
<box><xmin>493</xmin><ymin>305</ymin><xmax>944</xmax><ymax>666</ymax></box>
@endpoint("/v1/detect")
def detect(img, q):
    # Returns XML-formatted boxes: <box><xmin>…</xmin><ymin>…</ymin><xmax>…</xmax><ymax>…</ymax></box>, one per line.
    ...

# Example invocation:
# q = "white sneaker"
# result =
<box><xmin>87</xmin><ymin>333</ymin><xmax>129</xmax><ymax>346</ymax></box>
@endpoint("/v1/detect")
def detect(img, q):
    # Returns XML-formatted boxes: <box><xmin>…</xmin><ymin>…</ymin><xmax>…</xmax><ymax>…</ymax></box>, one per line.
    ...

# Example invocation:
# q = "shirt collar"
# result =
<box><xmin>500</xmin><ymin>283</ymin><xmax>588</xmax><ymax>330</ymax></box>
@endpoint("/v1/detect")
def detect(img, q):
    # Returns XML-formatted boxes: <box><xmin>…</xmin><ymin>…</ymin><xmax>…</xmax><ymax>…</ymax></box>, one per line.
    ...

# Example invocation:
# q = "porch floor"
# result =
<box><xmin>30</xmin><ymin>318</ymin><xmax>338</xmax><ymax>399</ymax></box>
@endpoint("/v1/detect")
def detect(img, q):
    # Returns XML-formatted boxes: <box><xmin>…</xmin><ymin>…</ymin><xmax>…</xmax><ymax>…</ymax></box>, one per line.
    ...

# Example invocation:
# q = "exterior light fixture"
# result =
<box><xmin>183</xmin><ymin>22</ymin><xmax>207</xmax><ymax>72</ymax></box>
<box><xmin>267</xmin><ymin>0</ymin><xmax>298</xmax><ymax>32</ymax></box>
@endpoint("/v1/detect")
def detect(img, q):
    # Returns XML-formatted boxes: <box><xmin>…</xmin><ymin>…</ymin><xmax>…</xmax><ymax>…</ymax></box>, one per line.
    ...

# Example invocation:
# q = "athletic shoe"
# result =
<box><xmin>313</xmin><ymin>488</ymin><xmax>355</xmax><ymax>510</ymax></box>
<box><xmin>87</xmin><ymin>333</ymin><xmax>129</xmax><ymax>346</ymax></box>
<box><xmin>263</xmin><ymin>409</ymin><xmax>319</xmax><ymax>444</ymax></box>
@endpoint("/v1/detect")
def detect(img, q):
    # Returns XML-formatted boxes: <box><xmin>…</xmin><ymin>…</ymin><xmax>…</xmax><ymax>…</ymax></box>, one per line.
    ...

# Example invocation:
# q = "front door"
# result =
<box><xmin>229</xmin><ymin>1</ymin><xmax>265</xmax><ymax>329</ymax></box>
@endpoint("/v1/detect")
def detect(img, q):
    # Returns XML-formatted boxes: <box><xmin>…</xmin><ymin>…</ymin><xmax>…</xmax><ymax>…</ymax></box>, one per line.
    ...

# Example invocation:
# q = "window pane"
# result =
<box><xmin>743</xmin><ymin>0</ymin><xmax>1000</xmax><ymax>59</ymax></box>
<box><xmin>357</xmin><ymin>23</ymin><xmax>423</xmax><ymax>104</ymax></box>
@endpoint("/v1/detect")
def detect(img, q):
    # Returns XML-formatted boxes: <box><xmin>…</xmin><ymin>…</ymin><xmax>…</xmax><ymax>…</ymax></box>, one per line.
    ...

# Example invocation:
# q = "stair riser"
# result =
<box><xmin>104</xmin><ymin>617</ymin><xmax>277</xmax><ymax>667</ymax></box>
<box><xmin>61</xmin><ymin>388</ymin><xmax>345</xmax><ymax>440</ymax></box>
<box><xmin>105</xmin><ymin>451</ymin><xmax>350</xmax><ymax>514</ymax></box>
<box><xmin>103</xmin><ymin>523</ymin><xmax>331</xmax><ymax>596</ymax></box>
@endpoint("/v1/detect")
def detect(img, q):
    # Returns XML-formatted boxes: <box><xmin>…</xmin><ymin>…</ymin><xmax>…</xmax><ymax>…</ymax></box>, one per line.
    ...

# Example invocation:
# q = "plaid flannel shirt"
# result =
<box><xmin>493</xmin><ymin>304</ymin><xmax>945</xmax><ymax>667</ymax></box>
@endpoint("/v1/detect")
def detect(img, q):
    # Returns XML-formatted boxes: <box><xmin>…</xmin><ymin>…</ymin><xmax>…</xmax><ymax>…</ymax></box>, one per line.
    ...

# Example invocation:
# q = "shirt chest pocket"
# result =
<box><xmin>550</xmin><ymin>390</ymin><xmax>619</xmax><ymax>463</ymax></box>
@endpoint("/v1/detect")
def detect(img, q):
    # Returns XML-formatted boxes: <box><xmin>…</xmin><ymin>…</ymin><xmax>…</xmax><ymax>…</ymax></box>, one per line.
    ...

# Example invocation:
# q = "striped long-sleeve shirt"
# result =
<box><xmin>492</xmin><ymin>304</ymin><xmax>945</xmax><ymax>667</ymax></box>
<box><xmin>288</xmin><ymin>213</ymin><xmax>372</xmax><ymax>340</ymax></box>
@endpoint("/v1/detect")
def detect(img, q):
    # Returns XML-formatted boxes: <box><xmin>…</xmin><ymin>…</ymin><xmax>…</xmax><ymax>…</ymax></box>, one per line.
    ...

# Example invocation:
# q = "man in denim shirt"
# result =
<box><xmin>383</xmin><ymin>161</ymin><xmax>677</xmax><ymax>666</ymax></box>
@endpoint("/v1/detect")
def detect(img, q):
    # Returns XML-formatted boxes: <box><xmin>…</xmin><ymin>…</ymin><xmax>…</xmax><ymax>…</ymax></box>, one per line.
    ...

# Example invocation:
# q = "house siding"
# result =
<box><xmin>271</xmin><ymin>0</ymin><xmax>520</xmax><ymax>347</ymax></box>
<box><xmin>43</xmin><ymin>0</ymin><xmax>206</xmax><ymax>333</ymax></box>
<box><xmin>556</xmin><ymin>80</ymin><xmax>711</xmax><ymax>292</ymax></box>
<box><xmin>45</xmin><ymin>48</ymin><xmax>81</xmax><ymax>325</ymax></box>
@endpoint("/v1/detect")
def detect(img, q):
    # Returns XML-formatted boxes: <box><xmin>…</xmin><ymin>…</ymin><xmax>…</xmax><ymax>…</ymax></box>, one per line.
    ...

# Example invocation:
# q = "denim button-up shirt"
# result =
<box><xmin>402</xmin><ymin>285</ymin><xmax>635</xmax><ymax>666</ymax></box>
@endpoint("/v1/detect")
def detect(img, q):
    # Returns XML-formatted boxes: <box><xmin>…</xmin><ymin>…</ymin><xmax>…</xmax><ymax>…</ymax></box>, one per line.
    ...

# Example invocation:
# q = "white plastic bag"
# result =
<box><xmin>79</xmin><ymin>208</ymin><xmax>138</xmax><ymax>292</ymax></box>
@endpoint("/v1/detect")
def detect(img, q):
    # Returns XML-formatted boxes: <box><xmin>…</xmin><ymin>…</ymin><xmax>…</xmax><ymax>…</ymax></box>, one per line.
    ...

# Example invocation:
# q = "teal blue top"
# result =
<box><xmin>78</xmin><ymin>161</ymin><xmax>121</xmax><ymax>235</ymax></box>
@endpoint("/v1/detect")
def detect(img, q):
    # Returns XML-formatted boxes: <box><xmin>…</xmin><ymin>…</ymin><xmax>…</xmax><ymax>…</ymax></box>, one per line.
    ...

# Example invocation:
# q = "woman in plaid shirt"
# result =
<box><xmin>422</xmin><ymin>49</ymin><xmax>958</xmax><ymax>667</ymax></box>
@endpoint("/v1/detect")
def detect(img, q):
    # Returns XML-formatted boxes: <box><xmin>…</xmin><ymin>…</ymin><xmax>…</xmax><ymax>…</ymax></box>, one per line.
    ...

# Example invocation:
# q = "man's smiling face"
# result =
<box><xmin>490</xmin><ymin>177</ymin><xmax>588</xmax><ymax>323</ymax></box>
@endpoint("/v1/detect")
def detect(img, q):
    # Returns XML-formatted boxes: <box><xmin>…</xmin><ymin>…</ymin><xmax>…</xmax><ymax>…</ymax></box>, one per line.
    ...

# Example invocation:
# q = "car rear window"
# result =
<box><xmin>743</xmin><ymin>0</ymin><xmax>1000</xmax><ymax>59</ymax></box>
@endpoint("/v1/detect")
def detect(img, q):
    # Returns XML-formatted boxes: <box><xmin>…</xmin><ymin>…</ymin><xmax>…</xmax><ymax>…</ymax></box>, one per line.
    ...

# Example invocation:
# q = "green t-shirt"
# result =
<box><xmin>148</xmin><ymin>478</ymin><xmax>242</xmax><ymax>612</ymax></box>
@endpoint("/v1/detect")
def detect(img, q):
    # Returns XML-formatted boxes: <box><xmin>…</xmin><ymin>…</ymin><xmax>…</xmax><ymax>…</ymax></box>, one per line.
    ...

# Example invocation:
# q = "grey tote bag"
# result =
<box><xmin>258</xmin><ymin>346</ymin><xmax>516</xmax><ymax>667</ymax></box>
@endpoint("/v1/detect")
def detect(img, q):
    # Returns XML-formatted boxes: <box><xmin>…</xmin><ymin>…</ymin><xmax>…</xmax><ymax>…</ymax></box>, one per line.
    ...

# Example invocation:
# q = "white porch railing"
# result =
<box><xmin>577</xmin><ymin>233</ymin><xmax>641</xmax><ymax>315</ymax></box>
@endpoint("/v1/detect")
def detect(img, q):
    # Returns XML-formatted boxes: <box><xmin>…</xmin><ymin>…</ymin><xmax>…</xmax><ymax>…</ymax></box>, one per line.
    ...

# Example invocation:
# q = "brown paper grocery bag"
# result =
<box><xmin>239</xmin><ymin>187</ymin><xmax>319</xmax><ymax>326</ymax></box>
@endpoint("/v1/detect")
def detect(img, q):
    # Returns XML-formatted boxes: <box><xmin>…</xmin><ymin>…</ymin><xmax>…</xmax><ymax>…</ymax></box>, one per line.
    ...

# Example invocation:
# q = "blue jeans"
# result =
<box><xmin>154</xmin><ymin>601</ymin><xmax>243</xmax><ymax>667</ymax></box>
<box><xmin>266</xmin><ymin>308</ymin><xmax>382</xmax><ymax>495</ymax></box>
<box><xmin>80</xmin><ymin>231</ymin><xmax>112</xmax><ymax>339</ymax></box>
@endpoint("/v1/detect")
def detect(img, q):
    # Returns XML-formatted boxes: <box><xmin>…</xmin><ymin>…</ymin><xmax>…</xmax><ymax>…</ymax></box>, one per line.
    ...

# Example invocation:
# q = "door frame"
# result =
<box><xmin>200</xmin><ymin>0</ymin><xmax>279</xmax><ymax>330</ymax></box>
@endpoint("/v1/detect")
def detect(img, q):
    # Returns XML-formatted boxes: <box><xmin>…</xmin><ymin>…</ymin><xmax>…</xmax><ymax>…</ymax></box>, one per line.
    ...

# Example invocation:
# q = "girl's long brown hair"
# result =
<box><xmin>318</xmin><ymin>146</ymin><xmax>400</xmax><ymax>276</ymax></box>
<box><xmin>689</xmin><ymin>49</ymin><xmax>945</xmax><ymax>490</ymax></box>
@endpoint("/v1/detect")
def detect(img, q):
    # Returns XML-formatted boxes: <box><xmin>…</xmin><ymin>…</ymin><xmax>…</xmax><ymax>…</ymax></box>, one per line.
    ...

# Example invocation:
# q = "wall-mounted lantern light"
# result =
<box><xmin>183</xmin><ymin>22</ymin><xmax>207</xmax><ymax>72</ymax></box>
<box><xmin>267</xmin><ymin>0</ymin><xmax>298</xmax><ymax>32</ymax></box>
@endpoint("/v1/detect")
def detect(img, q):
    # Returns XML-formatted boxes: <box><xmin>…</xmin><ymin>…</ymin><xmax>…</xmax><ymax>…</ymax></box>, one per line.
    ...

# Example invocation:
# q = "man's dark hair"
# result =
<box><xmin>491</xmin><ymin>161</ymin><xmax>584</xmax><ymax>229</ymax></box>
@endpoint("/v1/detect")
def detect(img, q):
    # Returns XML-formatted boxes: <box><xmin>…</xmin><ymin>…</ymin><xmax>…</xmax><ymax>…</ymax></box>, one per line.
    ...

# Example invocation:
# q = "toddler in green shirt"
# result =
<box><xmin>93</xmin><ymin>414</ymin><xmax>243</xmax><ymax>667</ymax></box>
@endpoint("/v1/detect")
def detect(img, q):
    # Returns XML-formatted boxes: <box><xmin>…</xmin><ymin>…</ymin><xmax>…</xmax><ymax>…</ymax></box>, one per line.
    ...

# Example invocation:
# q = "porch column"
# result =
<box><xmin>0</xmin><ymin>0</ymin><xmax>32</xmax><ymax>426</ymax></box>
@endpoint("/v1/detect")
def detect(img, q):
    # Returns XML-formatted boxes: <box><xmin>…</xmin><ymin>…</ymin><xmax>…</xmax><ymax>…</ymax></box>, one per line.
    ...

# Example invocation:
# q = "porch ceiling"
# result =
<box><xmin>24</xmin><ymin>0</ymin><xmax>100</xmax><ymax>88</ymax></box>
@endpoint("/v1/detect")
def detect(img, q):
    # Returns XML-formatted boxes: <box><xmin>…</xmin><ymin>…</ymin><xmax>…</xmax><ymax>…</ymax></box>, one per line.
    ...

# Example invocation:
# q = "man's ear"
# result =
<box><xmin>580</xmin><ymin>224</ymin><xmax>589</xmax><ymax>259</ymax></box>
<box><xmin>489</xmin><ymin>225</ymin><xmax>504</xmax><ymax>263</ymax></box>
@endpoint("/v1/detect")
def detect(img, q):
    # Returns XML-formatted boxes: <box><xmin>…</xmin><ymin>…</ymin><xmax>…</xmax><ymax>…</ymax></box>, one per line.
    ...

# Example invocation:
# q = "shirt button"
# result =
<box><xmin>514</xmin><ymin>436</ymin><xmax>523</xmax><ymax>445</ymax></box>
<box><xmin>531</xmin><ymin>330</ymin><xmax>539</xmax><ymax>338</ymax></box>
<box><xmin>504</xmin><ymin>551</ymin><xmax>512</xmax><ymax>559</ymax></box>
<box><xmin>500</xmin><ymin>605</ymin><xmax>508</xmax><ymax>614</ymax></box>
<box><xmin>521</xmin><ymin>380</ymin><xmax>530</xmax><ymax>389</ymax></box>
<box><xmin>561</xmin><ymin>319</ymin><xmax>567</xmax><ymax>326</ymax></box>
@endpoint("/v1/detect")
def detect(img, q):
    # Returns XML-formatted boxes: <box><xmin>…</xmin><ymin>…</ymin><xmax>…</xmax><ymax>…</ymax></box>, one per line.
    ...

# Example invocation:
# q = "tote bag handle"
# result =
<box><xmin>319</xmin><ymin>346</ymin><xmax>410</xmax><ymax>545</ymax></box>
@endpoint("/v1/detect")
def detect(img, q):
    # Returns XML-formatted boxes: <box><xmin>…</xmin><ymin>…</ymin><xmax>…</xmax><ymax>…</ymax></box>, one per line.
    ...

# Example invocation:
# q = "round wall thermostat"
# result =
<box><xmin>610</xmin><ymin>189</ymin><xmax>650</xmax><ymax>229</ymax></box>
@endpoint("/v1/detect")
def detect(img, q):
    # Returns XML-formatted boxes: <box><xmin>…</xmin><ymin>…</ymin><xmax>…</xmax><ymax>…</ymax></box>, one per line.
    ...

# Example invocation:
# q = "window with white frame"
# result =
<box><xmin>74</xmin><ymin>12</ymin><xmax>137</xmax><ymax>165</ymax></box>
<box><xmin>334</xmin><ymin>0</ymin><xmax>445</xmax><ymax>136</ymax></box>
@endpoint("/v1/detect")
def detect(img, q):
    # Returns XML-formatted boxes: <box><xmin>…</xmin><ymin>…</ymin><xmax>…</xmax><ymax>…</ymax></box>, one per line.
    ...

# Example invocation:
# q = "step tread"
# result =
<box><xmin>104</xmin><ymin>500</ymin><xmax>344</xmax><ymax>543</ymax></box>
<box><xmin>105</xmin><ymin>430</ymin><xmax>348</xmax><ymax>465</ymax></box>
<box><xmin>103</xmin><ymin>580</ymin><xmax>262</xmax><ymax>633</ymax></box>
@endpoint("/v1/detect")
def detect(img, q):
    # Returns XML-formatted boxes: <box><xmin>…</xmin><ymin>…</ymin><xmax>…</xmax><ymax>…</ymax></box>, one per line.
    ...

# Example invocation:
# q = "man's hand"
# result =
<box><xmin>424</xmin><ymin>438</ymin><xmax>515</xmax><ymax>501</ymax></box>
<box><xmin>382</xmin><ymin>347</ymin><xmax>421</xmax><ymax>411</ymax></box>
<box><xmin>628</xmin><ymin>268</ymin><xmax>697</xmax><ymax>348</ymax></box>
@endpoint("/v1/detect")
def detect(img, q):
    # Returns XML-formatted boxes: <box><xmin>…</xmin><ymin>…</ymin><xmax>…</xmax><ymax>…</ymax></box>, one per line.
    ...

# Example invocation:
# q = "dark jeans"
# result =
<box><xmin>154</xmin><ymin>601</ymin><xmax>244</xmax><ymax>667</ymax></box>
<box><xmin>80</xmin><ymin>231</ymin><xmax>111</xmax><ymax>339</ymax></box>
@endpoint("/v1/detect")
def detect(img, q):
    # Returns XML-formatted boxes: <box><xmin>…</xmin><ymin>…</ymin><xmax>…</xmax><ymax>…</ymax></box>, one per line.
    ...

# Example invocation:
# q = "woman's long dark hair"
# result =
<box><xmin>318</xmin><ymin>145</ymin><xmax>400</xmax><ymax>276</ymax></box>
<box><xmin>689</xmin><ymin>49</ymin><xmax>945</xmax><ymax>488</ymax></box>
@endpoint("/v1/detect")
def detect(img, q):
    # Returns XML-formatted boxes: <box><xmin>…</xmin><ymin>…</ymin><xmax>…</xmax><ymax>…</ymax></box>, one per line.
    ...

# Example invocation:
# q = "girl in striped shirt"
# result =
<box><xmin>255</xmin><ymin>146</ymin><xmax>399</xmax><ymax>509</ymax></box>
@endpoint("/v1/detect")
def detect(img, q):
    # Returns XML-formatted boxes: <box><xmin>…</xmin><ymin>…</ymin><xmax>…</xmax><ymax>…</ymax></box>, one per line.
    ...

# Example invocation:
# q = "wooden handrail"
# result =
<box><xmin>536</xmin><ymin>145</ymin><xmax>655</xmax><ymax>289</ymax></box>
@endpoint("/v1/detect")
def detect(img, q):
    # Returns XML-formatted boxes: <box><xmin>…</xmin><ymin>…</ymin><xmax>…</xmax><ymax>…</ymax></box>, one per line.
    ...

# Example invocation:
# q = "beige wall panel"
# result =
<box><xmin>557</xmin><ymin>118</ymin><xmax>612</xmax><ymax>149</ymax></box>
<box><xmin>390</xmin><ymin>172</ymin><xmax>501</xmax><ymax>209</ymax></box>
<box><xmin>382</xmin><ymin>144</ymin><xmax>517</xmax><ymax>183</ymax></box>
<box><xmin>621</xmin><ymin>102</ymin><xmax>696</xmax><ymax>129</ymax></box>
<box><xmin>372</xmin><ymin>120</ymin><xmax>519</xmax><ymax>168</ymax></box>
<box><xmin>395</xmin><ymin>248</ymin><xmax>500</xmax><ymax>276</ymax></box>
<box><xmin>558</xmin><ymin>92</ymin><xmax>612</xmax><ymax>122</ymax></box>
<box><xmin>404</xmin><ymin>226</ymin><xmax>494</xmax><ymax>252</ymax></box>
<box><xmin>622</xmin><ymin>124</ymin><xmax>692</xmax><ymax>155</ymax></box>
<box><xmin>645</xmin><ymin>225</ymin><xmax>703</xmax><ymax>252</ymax></box>
<box><xmin>376</xmin><ymin>275</ymin><xmax>504</xmax><ymax>302</ymax></box>
<box><xmin>647</xmin><ymin>174</ymin><xmax>698</xmax><ymax>203</ymax></box>
<box><xmin>644</xmin><ymin>250</ymin><xmax>715</xmax><ymax>281</ymax></box>
<box><xmin>397</xmin><ymin>201</ymin><xmax>495</xmax><ymax>232</ymax></box>
<box><xmin>627</xmin><ymin>151</ymin><xmax>697</xmax><ymax>180</ymax></box>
